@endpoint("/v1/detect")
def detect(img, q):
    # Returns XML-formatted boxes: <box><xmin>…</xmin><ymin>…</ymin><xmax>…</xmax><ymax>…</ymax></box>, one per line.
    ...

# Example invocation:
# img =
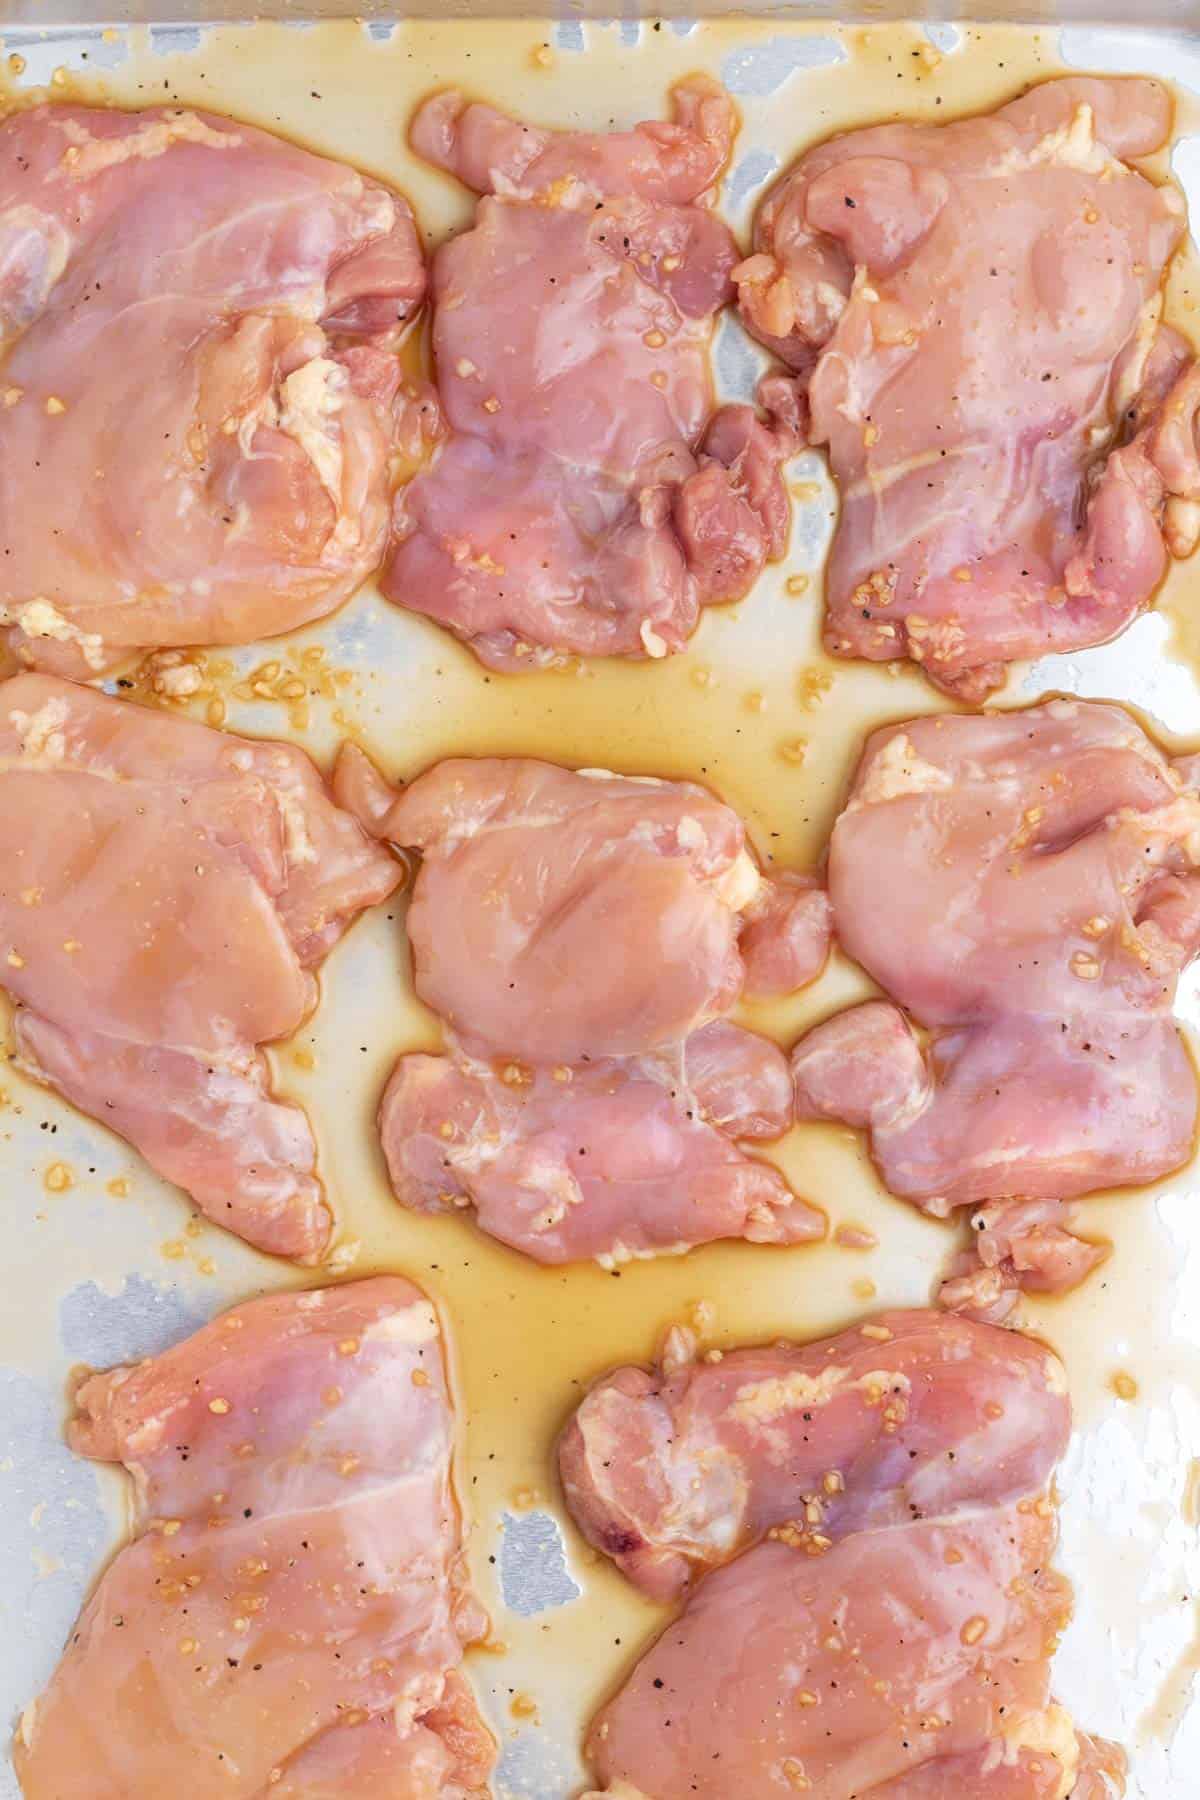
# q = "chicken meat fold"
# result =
<box><xmin>0</xmin><ymin>675</ymin><xmax>401</xmax><ymax>1259</ymax></box>
<box><xmin>382</xmin><ymin>79</ymin><xmax>794</xmax><ymax>669</ymax></box>
<box><xmin>14</xmin><ymin>1278</ymin><xmax>495</xmax><ymax>1800</ymax></box>
<box><xmin>0</xmin><ymin>104</ymin><xmax>427</xmax><ymax>674</ymax></box>
<box><xmin>791</xmin><ymin>699</ymin><xmax>1200</xmax><ymax>1318</ymax></box>
<box><xmin>336</xmin><ymin>748</ymin><xmax>830</xmax><ymax>1264</ymax></box>
<box><xmin>565</xmin><ymin>1309</ymin><xmax>1124</xmax><ymax>1799</ymax></box>
<box><xmin>736</xmin><ymin>75</ymin><xmax>1200</xmax><ymax>699</ymax></box>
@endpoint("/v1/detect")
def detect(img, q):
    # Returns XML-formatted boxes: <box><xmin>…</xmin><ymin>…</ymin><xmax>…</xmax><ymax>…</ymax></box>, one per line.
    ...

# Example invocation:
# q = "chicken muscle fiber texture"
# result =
<box><xmin>564</xmin><ymin>1308</ymin><xmax>1124</xmax><ymax>1798</ymax></box>
<box><xmin>0</xmin><ymin>675</ymin><xmax>401</xmax><ymax>1259</ymax></box>
<box><xmin>0</xmin><ymin>104</ymin><xmax>426</xmax><ymax>673</ymax></box>
<box><xmin>383</xmin><ymin>78</ymin><xmax>794</xmax><ymax>668</ymax></box>
<box><xmin>13</xmin><ymin>1278</ymin><xmax>495</xmax><ymax>1799</ymax></box>
<box><xmin>791</xmin><ymin>699</ymin><xmax>1200</xmax><ymax>1317</ymax></box>
<box><xmin>737</xmin><ymin>75</ymin><xmax>1200</xmax><ymax>698</ymax></box>
<box><xmin>335</xmin><ymin>748</ymin><xmax>830</xmax><ymax>1264</ymax></box>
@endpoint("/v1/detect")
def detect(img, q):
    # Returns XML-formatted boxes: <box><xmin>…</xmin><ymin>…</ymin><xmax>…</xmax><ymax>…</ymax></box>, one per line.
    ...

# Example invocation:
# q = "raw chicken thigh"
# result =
<box><xmin>337</xmin><ymin>749</ymin><xmax>829</xmax><ymax>1262</ymax></box>
<box><xmin>14</xmin><ymin>1278</ymin><xmax>495</xmax><ymax>1799</ymax></box>
<box><xmin>380</xmin><ymin>1023</ymin><xmax>819</xmax><ymax>1265</ymax></box>
<box><xmin>0</xmin><ymin>675</ymin><xmax>401</xmax><ymax>1259</ymax></box>
<box><xmin>791</xmin><ymin>699</ymin><xmax>1200</xmax><ymax>1317</ymax></box>
<box><xmin>339</xmin><ymin>752</ymin><xmax>827</xmax><ymax>1061</ymax></box>
<box><xmin>0</xmin><ymin>104</ymin><xmax>426</xmax><ymax>674</ymax></box>
<box><xmin>564</xmin><ymin>1309</ymin><xmax>1124</xmax><ymax>1799</ymax></box>
<box><xmin>383</xmin><ymin>80</ymin><xmax>793</xmax><ymax>668</ymax></box>
<box><xmin>736</xmin><ymin>76</ymin><xmax>1199</xmax><ymax>699</ymax></box>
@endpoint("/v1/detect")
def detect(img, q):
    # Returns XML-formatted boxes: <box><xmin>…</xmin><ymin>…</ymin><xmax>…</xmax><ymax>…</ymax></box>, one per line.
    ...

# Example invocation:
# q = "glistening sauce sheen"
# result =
<box><xmin>0</xmin><ymin>18</ymin><xmax>1198</xmax><ymax>1795</ymax></box>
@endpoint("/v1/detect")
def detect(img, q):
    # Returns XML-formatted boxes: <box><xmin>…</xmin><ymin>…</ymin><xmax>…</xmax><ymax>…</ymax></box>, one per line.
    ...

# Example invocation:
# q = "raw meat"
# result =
<box><xmin>791</xmin><ymin>699</ymin><xmax>1200</xmax><ymax>1315</ymax></box>
<box><xmin>336</xmin><ymin>748</ymin><xmax>830</xmax><ymax>1264</ymax></box>
<box><xmin>383</xmin><ymin>80</ymin><xmax>794</xmax><ymax>668</ymax></box>
<box><xmin>0</xmin><ymin>104</ymin><xmax>426</xmax><ymax>674</ymax></box>
<box><xmin>739</xmin><ymin>870</ymin><xmax>833</xmax><ymax>1000</ymax></box>
<box><xmin>561</xmin><ymin>1308</ymin><xmax>1069</xmax><ymax>1600</ymax></box>
<box><xmin>864</xmin><ymin>1734</ymin><xmax>1127</xmax><ymax>1798</ymax></box>
<box><xmin>736</xmin><ymin>75</ymin><xmax>1199</xmax><ymax>698</ymax></box>
<box><xmin>13</xmin><ymin>1278</ymin><xmax>494</xmax><ymax>1799</ymax></box>
<box><xmin>0</xmin><ymin>674</ymin><xmax>401</xmax><ymax>1259</ymax></box>
<box><xmin>335</xmin><ymin>750</ymin><xmax>829</xmax><ymax>1062</ymax></box>
<box><xmin>937</xmin><ymin>1198</ymin><xmax>1109</xmax><ymax>1326</ymax></box>
<box><xmin>380</xmin><ymin>1024</ymin><xmax>823</xmax><ymax>1265</ymax></box>
<box><xmin>566</xmin><ymin>1308</ymin><xmax>1123</xmax><ymax>1798</ymax></box>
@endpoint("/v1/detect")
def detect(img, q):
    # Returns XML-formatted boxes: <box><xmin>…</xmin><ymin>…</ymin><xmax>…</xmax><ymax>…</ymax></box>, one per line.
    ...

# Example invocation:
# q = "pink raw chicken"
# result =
<box><xmin>564</xmin><ymin>1309</ymin><xmax>1124</xmax><ymax>1799</ymax></box>
<box><xmin>335</xmin><ymin>749</ymin><xmax>830</xmax><ymax>1060</ymax></box>
<box><xmin>336</xmin><ymin>748</ymin><xmax>830</xmax><ymax>1264</ymax></box>
<box><xmin>0</xmin><ymin>674</ymin><xmax>401</xmax><ymax>1259</ymax></box>
<box><xmin>0</xmin><ymin>103</ymin><xmax>426</xmax><ymax>675</ymax></box>
<box><xmin>379</xmin><ymin>1022</ymin><xmax>823</xmax><ymax>1265</ymax></box>
<box><xmin>736</xmin><ymin>75</ymin><xmax>1200</xmax><ymax>699</ymax></box>
<box><xmin>791</xmin><ymin>699</ymin><xmax>1200</xmax><ymax>1318</ymax></box>
<box><xmin>13</xmin><ymin>1278</ymin><xmax>495</xmax><ymax>1800</ymax></box>
<box><xmin>382</xmin><ymin>79</ymin><xmax>794</xmax><ymax>669</ymax></box>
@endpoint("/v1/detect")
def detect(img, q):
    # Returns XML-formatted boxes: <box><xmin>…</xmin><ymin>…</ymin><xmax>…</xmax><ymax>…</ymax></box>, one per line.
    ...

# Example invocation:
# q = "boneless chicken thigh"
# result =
<box><xmin>379</xmin><ymin>1023</ymin><xmax>818</xmax><ymax>1264</ymax></box>
<box><xmin>336</xmin><ymin>749</ymin><xmax>829</xmax><ymax>1261</ymax></box>
<box><xmin>341</xmin><ymin>752</ymin><xmax>813</xmax><ymax>1062</ymax></box>
<box><xmin>792</xmin><ymin>700</ymin><xmax>1200</xmax><ymax>1316</ymax></box>
<box><xmin>14</xmin><ymin>1278</ymin><xmax>495</xmax><ymax>1799</ymax></box>
<box><xmin>737</xmin><ymin>76</ymin><xmax>1199</xmax><ymax>698</ymax></box>
<box><xmin>383</xmin><ymin>80</ymin><xmax>793</xmax><ymax>668</ymax></box>
<box><xmin>0</xmin><ymin>675</ymin><xmax>401</xmax><ymax>1259</ymax></box>
<box><xmin>565</xmin><ymin>1309</ymin><xmax>1124</xmax><ymax>1798</ymax></box>
<box><xmin>0</xmin><ymin>104</ymin><xmax>426</xmax><ymax>673</ymax></box>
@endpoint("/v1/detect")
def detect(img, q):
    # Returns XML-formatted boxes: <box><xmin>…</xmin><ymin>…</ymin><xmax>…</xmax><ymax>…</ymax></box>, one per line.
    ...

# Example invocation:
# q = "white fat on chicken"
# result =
<box><xmin>364</xmin><ymin>1300</ymin><xmax>441</xmax><ymax>1346</ymax></box>
<box><xmin>715</xmin><ymin>847</ymin><xmax>761</xmax><ymax>911</ymax></box>
<box><xmin>996</xmin><ymin>1703</ymin><xmax>1081</xmax><ymax>1799</ymax></box>
<box><xmin>275</xmin><ymin>781</ymin><xmax>320</xmax><ymax>869</ymax></box>
<box><xmin>1112</xmin><ymin>291</ymin><xmax>1165</xmax><ymax>416</ymax></box>
<box><xmin>731</xmin><ymin>1363</ymin><xmax>851</xmax><ymax>1422</ymax></box>
<box><xmin>851</xmin><ymin>732</ymin><xmax>955</xmax><ymax>808</ymax></box>
<box><xmin>278</xmin><ymin>356</ymin><xmax>348</xmax><ymax>506</ymax></box>
<box><xmin>11</xmin><ymin>598</ymin><xmax>105</xmax><ymax>669</ymax></box>
<box><xmin>235</xmin><ymin>356</ymin><xmax>348</xmax><ymax>512</ymax></box>
<box><xmin>8</xmin><ymin>696</ymin><xmax>69</xmax><ymax>767</ymax></box>
<box><xmin>57</xmin><ymin>110</ymin><xmax>238</xmax><ymax>177</ymax></box>
<box><xmin>992</xmin><ymin>104</ymin><xmax>1125</xmax><ymax>180</ymax></box>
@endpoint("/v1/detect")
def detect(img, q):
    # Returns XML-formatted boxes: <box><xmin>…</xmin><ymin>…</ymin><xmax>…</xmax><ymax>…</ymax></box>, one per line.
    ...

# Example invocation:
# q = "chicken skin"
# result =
<box><xmin>791</xmin><ymin>699</ymin><xmax>1200</xmax><ymax>1316</ymax></box>
<box><xmin>565</xmin><ymin>1309</ymin><xmax>1123</xmax><ymax>1799</ymax></box>
<box><xmin>13</xmin><ymin>1278</ymin><xmax>494</xmax><ymax>1800</ymax></box>
<box><xmin>736</xmin><ymin>76</ymin><xmax>1199</xmax><ymax>699</ymax></box>
<box><xmin>336</xmin><ymin>749</ymin><xmax>829</xmax><ymax>1264</ymax></box>
<box><xmin>383</xmin><ymin>80</ymin><xmax>793</xmax><ymax>668</ymax></box>
<box><xmin>0</xmin><ymin>104</ymin><xmax>426</xmax><ymax>674</ymax></box>
<box><xmin>0</xmin><ymin>675</ymin><xmax>401</xmax><ymax>1259</ymax></box>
